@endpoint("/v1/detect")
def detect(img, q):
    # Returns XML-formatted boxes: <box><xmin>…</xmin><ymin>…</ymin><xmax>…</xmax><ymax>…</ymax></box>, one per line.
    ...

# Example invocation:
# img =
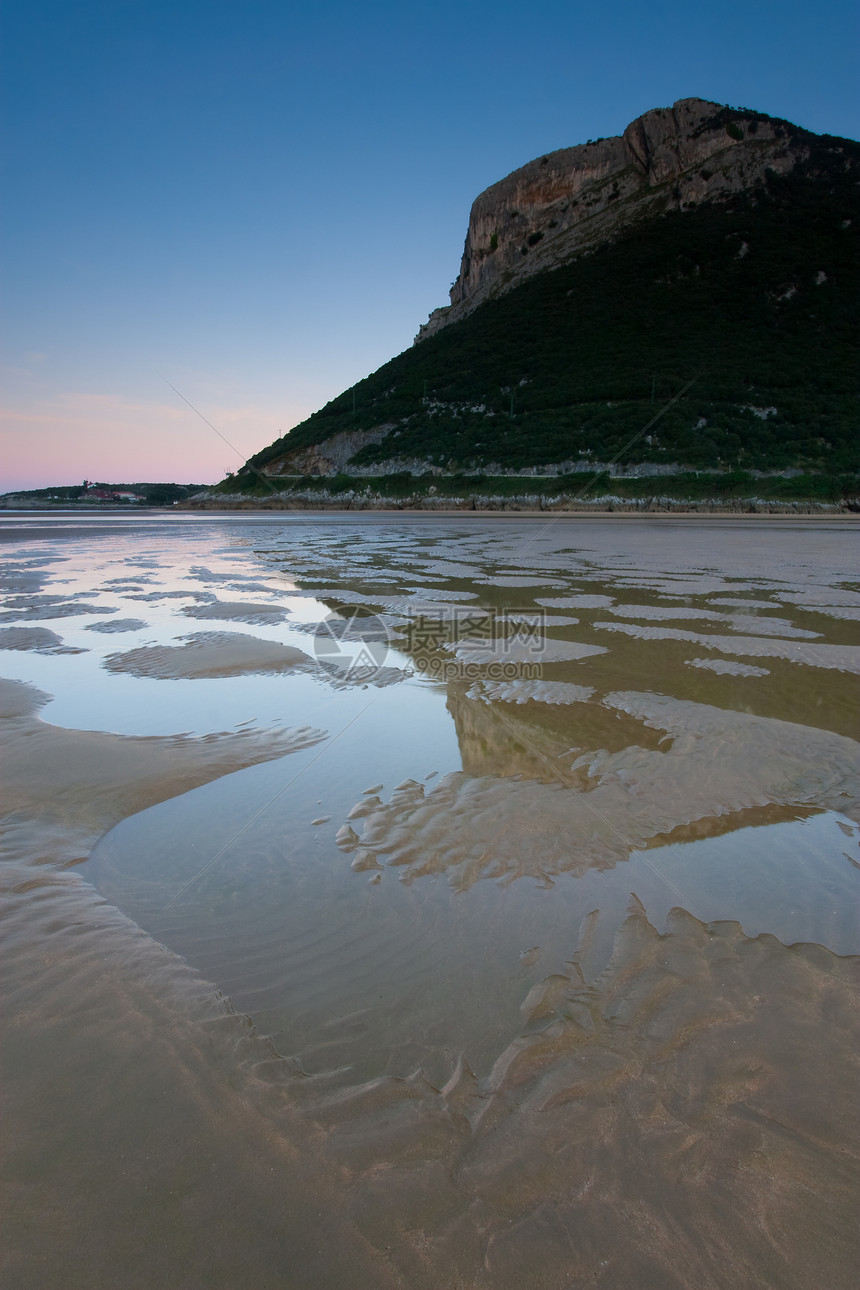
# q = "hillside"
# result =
<box><xmin>222</xmin><ymin>100</ymin><xmax>859</xmax><ymax>493</ymax></box>
<box><xmin>1</xmin><ymin>482</ymin><xmax>208</xmax><ymax>508</ymax></box>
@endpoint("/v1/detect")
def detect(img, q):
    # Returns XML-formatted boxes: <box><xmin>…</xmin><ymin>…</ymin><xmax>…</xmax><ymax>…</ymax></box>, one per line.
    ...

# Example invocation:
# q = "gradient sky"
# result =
<box><xmin>2</xmin><ymin>0</ymin><xmax>858</xmax><ymax>492</ymax></box>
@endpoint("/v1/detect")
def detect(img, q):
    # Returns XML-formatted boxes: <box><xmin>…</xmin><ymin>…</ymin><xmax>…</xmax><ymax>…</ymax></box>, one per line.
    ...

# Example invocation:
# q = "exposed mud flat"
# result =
<box><xmin>607</xmin><ymin>602</ymin><xmax>821</xmax><ymax>636</ymax></box>
<box><xmin>17</xmin><ymin>853</ymin><xmax>852</xmax><ymax>1287</ymax></box>
<box><xmin>0</xmin><ymin>624</ymin><xmax>85</xmax><ymax>653</ymax></box>
<box><xmin>536</xmin><ymin>594</ymin><xmax>616</xmax><ymax>609</ymax></box>
<box><xmin>104</xmin><ymin>630</ymin><xmax>314</xmax><ymax>678</ymax></box>
<box><xmin>180</xmin><ymin>598</ymin><xmax>291</xmax><ymax>625</ymax></box>
<box><xmin>1</xmin><ymin>512</ymin><xmax>858</xmax><ymax>1288</ymax></box>
<box><xmin>0</xmin><ymin>860</ymin><xmax>399</xmax><ymax>1290</ymax></box>
<box><xmin>0</xmin><ymin>672</ymin><xmax>384</xmax><ymax>1289</ymax></box>
<box><xmin>295</xmin><ymin>903</ymin><xmax>859</xmax><ymax>1290</ymax></box>
<box><xmin>687</xmin><ymin>656</ymin><xmax>770</xmax><ymax>677</ymax></box>
<box><xmin>466</xmin><ymin>678</ymin><xmax>595</xmax><ymax>705</ymax></box>
<box><xmin>84</xmin><ymin>616</ymin><xmax>148</xmax><ymax>633</ymax></box>
<box><xmin>0</xmin><ymin>677</ymin><xmax>325</xmax><ymax>864</ymax></box>
<box><xmin>0</xmin><ymin>597</ymin><xmax>116</xmax><ymax>621</ymax></box>
<box><xmin>336</xmin><ymin>691</ymin><xmax>859</xmax><ymax>888</ymax></box>
<box><xmin>793</xmin><ymin>604</ymin><xmax>860</xmax><ymax>622</ymax></box>
<box><xmin>0</xmin><ymin>567</ymin><xmax>52</xmax><ymax>593</ymax></box>
<box><xmin>595</xmin><ymin>620</ymin><xmax>860</xmax><ymax>672</ymax></box>
<box><xmin>445</xmin><ymin>637</ymin><xmax>607</xmax><ymax>664</ymax></box>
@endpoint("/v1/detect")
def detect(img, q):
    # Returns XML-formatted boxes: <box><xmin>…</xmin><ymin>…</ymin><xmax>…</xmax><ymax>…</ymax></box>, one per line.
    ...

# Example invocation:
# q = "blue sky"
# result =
<box><xmin>2</xmin><ymin>0</ymin><xmax>857</xmax><ymax>490</ymax></box>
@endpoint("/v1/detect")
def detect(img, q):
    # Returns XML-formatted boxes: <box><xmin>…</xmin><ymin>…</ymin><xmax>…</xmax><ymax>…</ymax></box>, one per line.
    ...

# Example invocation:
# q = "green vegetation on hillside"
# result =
<box><xmin>233</xmin><ymin>134</ymin><xmax>859</xmax><ymax>486</ymax></box>
<box><xmin>222</xmin><ymin>470</ymin><xmax>857</xmax><ymax>507</ymax></box>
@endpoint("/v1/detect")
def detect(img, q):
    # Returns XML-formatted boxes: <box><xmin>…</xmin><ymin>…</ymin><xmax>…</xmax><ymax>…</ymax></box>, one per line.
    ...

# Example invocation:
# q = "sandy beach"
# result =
<box><xmin>1</xmin><ymin>512</ymin><xmax>857</xmax><ymax>1288</ymax></box>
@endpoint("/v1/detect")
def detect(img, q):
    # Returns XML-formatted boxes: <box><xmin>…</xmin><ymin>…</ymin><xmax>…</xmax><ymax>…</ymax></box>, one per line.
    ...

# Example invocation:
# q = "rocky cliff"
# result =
<box><xmin>416</xmin><ymin>98</ymin><xmax>809</xmax><ymax>341</ymax></box>
<box><xmin>223</xmin><ymin>97</ymin><xmax>858</xmax><ymax>489</ymax></box>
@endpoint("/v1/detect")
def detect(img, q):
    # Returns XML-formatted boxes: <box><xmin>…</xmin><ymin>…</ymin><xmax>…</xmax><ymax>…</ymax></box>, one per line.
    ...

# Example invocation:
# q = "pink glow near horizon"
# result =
<box><xmin>0</xmin><ymin>392</ymin><xmax>309</xmax><ymax>493</ymax></box>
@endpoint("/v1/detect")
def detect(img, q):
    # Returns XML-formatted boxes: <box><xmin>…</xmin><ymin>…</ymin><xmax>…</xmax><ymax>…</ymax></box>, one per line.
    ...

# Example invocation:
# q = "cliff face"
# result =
<box><xmin>229</xmin><ymin>96</ymin><xmax>858</xmax><ymax>487</ymax></box>
<box><xmin>416</xmin><ymin>98</ymin><xmax>806</xmax><ymax>341</ymax></box>
<box><xmin>261</xmin><ymin>427</ymin><xmax>394</xmax><ymax>477</ymax></box>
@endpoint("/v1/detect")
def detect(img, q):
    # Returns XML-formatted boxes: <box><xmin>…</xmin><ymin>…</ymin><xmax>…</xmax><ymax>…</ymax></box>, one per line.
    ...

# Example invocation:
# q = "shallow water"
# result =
<box><xmin>1</xmin><ymin>511</ymin><xmax>858</xmax><ymax>1289</ymax></box>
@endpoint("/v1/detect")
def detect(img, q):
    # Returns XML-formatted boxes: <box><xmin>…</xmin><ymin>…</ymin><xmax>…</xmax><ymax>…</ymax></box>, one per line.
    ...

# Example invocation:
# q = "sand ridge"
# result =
<box><xmin>0</xmin><ymin>677</ymin><xmax>326</xmax><ymax>864</ymax></box>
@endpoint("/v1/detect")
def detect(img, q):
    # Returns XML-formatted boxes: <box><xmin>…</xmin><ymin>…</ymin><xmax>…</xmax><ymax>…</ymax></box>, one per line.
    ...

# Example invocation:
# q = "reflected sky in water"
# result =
<box><xmin>2</xmin><ymin>512</ymin><xmax>858</xmax><ymax>1289</ymax></box>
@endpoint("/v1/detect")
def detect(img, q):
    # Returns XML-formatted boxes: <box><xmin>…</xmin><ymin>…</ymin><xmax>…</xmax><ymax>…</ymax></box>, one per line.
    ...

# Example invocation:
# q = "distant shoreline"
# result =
<box><xmin>1</xmin><ymin>505</ymin><xmax>857</xmax><ymax>525</ymax></box>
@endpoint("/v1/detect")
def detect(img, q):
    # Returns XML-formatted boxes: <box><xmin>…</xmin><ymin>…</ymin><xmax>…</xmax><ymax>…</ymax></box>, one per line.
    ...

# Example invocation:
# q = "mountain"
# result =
<box><xmin>416</xmin><ymin>97</ymin><xmax>852</xmax><ymax>339</ymax></box>
<box><xmin>224</xmin><ymin>99</ymin><xmax>859</xmax><ymax>492</ymax></box>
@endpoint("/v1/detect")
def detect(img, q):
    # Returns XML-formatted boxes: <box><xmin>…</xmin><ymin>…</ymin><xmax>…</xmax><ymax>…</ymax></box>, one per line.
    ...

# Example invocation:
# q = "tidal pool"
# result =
<box><xmin>1</xmin><ymin>511</ymin><xmax>858</xmax><ymax>1290</ymax></box>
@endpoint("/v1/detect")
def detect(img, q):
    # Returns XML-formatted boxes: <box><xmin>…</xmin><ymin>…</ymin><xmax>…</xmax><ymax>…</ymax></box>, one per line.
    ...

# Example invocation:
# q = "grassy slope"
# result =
<box><xmin>227</xmin><ymin>469</ymin><xmax>855</xmax><ymax>506</ymax></box>
<box><xmin>234</xmin><ymin>132</ymin><xmax>859</xmax><ymax>488</ymax></box>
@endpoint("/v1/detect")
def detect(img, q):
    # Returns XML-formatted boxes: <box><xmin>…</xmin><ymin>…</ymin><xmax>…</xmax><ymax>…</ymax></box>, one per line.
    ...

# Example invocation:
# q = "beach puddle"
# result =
<box><xmin>1</xmin><ymin>512</ymin><xmax>858</xmax><ymax>1288</ymax></box>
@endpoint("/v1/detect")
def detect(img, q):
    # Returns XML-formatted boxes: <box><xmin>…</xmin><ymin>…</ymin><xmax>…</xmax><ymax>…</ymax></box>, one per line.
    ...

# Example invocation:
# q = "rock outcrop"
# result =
<box><xmin>261</xmin><ymin>426</ymin><xmax>394</xmax><ymax>476</ymax></box>
<box><xmin>416</xmin><ymin>98</ymin><xmax>808</xmax><ymax>341</ymax></box>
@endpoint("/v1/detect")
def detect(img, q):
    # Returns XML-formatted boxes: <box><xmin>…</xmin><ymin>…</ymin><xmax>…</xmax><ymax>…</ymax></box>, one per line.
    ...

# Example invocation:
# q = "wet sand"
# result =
<box><xmin>0</xmin><ymin>677</ymin><xmax>324</xmax><ymax>862</ymax></box>
<box><xmin>0</xmin><ymin>678</ymin><xmax>400</xmax><ymax>1288</ymax></box>
<box><xmin>1</xmin><ymin>513</ymin><xmax>858</xmax><ymax>1288</ymax></box>
<box><xmin>334</xmin><ymin>689</ymin><xmax>860</xmax><ymax>889</ymax></box>
<box><xmin>104</xmin><ymin>631</ymin><xmax>314</xmax><ymax>680</ymax></box>
<box><xmin>184</xmin><ymin>501</ymin><xmax>860</xmax><ymax>519</ymax></box>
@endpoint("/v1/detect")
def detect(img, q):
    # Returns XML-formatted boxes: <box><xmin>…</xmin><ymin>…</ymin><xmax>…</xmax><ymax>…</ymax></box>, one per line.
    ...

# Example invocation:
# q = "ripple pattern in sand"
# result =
<box><xmin>104</xmin><ymin>630</ymin><xmax>314</xmax><ymax>678</ymax></box>
<box><xmin>338</xmin><ymin>693</ymin><xmax>860</xmax><ymax>889</ymax></box>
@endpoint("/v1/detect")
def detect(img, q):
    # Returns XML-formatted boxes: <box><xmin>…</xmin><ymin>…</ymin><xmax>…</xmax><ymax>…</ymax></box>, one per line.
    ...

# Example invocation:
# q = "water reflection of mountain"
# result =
<box><xmin>446</xmin><ymin>682</ymin><xmax>662</xmax><ymax>783</ymax></box>
<box><xmin>344</xmin><ymin>687</ymin><xmax>860</xmax><ymax>890</ymax></box>
<box><xmin>446</xmin><ymin>684</ymin><xmax>830</xmax><ymax>845</ymax></box>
